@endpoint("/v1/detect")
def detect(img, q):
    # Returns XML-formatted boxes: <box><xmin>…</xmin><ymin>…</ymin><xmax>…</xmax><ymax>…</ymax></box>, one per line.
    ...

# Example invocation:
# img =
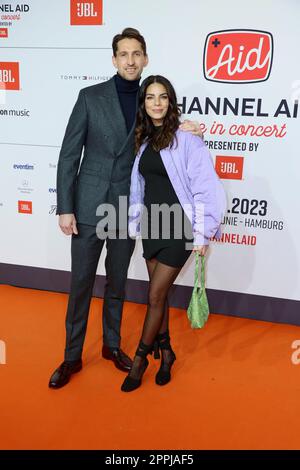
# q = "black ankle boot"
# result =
<box><xmin>155</xmin><ymin>330</ymin><xmax>176</xmax><ymax>386</ymax></box>
<box><xmin>121</xmin><ymin>341</ymin><xmax>152</xmax><ymax>392</ymax></box>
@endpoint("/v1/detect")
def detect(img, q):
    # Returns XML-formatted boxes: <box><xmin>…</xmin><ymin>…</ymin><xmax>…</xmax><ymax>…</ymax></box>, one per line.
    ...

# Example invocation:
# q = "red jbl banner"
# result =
<box><xmin>0</xmin><ymin>28</ymin><xmax>8</xmax><ymax>38</ymax></box>
<box><xmin>70</xmin><ymin>0</ymin><xmax>103</xmax><ymax>25</ymax></box>
<box><xmin>18</xmin><ymin>201</ymin><xmax>32</xmax><ymax>214</ymax></box>
<box><xmin>204</xmin><ymin>30</ymin><xmax>273</xmax><ymax>83</ymax></box>
<box><xmin>215</xmin><ymin>156</ymin><xmax>244</xmax><ymax>180</ymax></box>
<box><xmin>0</xmin><ymin>62</ymin><xmax>20</xmax><ymax>90</ymax></box>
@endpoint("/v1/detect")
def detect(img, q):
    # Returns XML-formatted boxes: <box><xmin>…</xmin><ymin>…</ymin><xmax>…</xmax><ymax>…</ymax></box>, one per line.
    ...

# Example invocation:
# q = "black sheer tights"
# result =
<box><xmin>129</xmin><ymin>258</ymin><xmax>180</xmax><ymax>380</ymax></box>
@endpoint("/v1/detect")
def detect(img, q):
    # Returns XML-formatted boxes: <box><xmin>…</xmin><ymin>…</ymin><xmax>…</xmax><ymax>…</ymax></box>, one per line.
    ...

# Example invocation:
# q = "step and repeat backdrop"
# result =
<box><xmin>0</xmin><ymin>0</ymin><xmax>299</xmax><ymax>321</ymax></box>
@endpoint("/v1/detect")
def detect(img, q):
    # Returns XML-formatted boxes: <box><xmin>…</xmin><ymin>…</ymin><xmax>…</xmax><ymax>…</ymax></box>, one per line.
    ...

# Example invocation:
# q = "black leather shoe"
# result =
<box><xmin>102</xmin><ymin>345</ymin><xmax>132</xmax><ymax>372</ymax></box>
<box><xmin>48</xmin><ymin>359</ymin><xmax>82</xmax><ymax>389</ymax></box>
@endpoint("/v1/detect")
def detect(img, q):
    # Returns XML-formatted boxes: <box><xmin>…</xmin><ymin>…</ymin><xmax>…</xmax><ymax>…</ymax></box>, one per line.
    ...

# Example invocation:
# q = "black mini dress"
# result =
<box><xmin>138</xmin><ymin>142</ymin><xmax>193</xmax><ymax>268</ymax></box>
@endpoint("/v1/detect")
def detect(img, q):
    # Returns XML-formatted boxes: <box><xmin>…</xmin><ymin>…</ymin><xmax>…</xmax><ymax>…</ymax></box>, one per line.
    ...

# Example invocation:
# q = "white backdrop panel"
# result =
<box><xmin>0</xmin><ymin>0</ymin><xmax>299</xmax><ymax>302</ymax></box>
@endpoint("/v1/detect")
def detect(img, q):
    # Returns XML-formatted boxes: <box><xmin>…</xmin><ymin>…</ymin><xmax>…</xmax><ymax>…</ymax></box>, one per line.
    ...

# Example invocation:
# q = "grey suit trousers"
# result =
<box><xmin>64</xmin><ymin>223</ymin><xmax>135</xmax><ymax>361</ymax></box>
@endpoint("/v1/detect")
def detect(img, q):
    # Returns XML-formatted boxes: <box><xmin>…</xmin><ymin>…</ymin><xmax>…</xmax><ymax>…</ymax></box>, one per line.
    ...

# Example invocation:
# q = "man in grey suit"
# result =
<box><xmin>49</xmin><ymin>28</ymin><xmax>200</xmax><ymax>389</ymax></box>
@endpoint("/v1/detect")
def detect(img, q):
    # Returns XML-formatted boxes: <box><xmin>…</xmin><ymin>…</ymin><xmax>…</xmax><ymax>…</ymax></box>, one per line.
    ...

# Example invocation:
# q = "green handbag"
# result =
<box><xmin>187</xmin><ymin>252</ymin><xmax>210</xmax><ymax>328</ymax></box>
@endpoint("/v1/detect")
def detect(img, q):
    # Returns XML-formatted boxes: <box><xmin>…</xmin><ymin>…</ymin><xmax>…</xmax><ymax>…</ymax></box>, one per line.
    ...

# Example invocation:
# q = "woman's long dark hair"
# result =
<box><xmin>135</xmin><ymin>75</ymin><xmax>181</xmax><ymax>153</ymax></box>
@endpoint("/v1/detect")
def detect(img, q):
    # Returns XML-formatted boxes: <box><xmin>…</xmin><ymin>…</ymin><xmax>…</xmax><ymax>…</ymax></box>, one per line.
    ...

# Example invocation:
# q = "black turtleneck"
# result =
<box><xmin>114</xmin><ymin>73</ymin><xmax>140</xmax><ymax>133</ymax></box>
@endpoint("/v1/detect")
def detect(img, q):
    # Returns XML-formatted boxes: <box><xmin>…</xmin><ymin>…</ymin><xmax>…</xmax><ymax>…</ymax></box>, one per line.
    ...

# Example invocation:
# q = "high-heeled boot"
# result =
<box><xmin>121</xmin><ymin>341</ymin><xmax>153</xmax><ymax>392</ymax></box>
<box><xmin>155</xmin><ymin>330</ymin><xmax>176</xmax><ymax>386</ymax></box>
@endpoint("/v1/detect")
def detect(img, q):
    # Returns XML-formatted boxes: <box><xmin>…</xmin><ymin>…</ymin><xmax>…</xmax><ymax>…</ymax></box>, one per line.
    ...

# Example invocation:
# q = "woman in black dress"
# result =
<box><xmin>139</xmin><ymin>127</ymin><xmax>193</xmax><ymax>268</ymax></box>
<box><xmin>121</xmin><ymin>76</ymin><xmax>223</xmax><ymax>392</ymax></box>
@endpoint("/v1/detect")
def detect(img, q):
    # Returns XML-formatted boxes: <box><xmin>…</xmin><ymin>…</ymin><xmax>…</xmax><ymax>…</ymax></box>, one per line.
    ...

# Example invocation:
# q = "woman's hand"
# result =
<box><xmin>192</xmin><ymin>245</ymin><xmax>208</xmax><ymax>256</ymax></box>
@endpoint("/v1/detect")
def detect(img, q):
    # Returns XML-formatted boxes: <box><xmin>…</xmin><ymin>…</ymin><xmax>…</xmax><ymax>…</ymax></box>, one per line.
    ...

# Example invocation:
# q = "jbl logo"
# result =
<box><xmin>18</xmin><ymin>200</ymin><xmax>32</xmax><ymax>214</ymax></box>
<box><xmin>0</xmin><ymin>28</ymin><xmax>8</xmax><ymax>37</ymax></box>
<box><xmin>70</xmin><ymin>0</ymin><xmax>103</xmax><ymax>25</ymax></box>
<box><xmin>0</xmin><ymin>62</ymin><xmax>20</xmax><ymax>90</ymax></box>
<box><xmin>77</xmin><ymin>3</ymin><xmax>97</xmax><ymax>17</ymax></box>
<box><xmin>215</xmin><ymin>156</ymin><xmax>244</xmax><ymax>180</ymax></box>
<box><xmin>0</xmin><ymin>69</ymin><xmax>14</xmax><ymax>82</ymax></box>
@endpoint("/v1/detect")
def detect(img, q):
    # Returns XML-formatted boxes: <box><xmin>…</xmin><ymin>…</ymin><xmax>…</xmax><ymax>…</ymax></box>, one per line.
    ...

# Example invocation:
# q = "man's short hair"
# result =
<box><xmin>112</xmin><ymin>27</ymin><xmax>147</xmax><ymax>57</ymax></box>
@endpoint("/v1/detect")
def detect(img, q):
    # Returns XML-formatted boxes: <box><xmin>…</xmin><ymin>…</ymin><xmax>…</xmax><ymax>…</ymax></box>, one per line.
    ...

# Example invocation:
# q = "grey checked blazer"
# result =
<box><xmin>56</xmin><ymin>78</ymin><xmax>136</xmax><ymax>227</ymax></box>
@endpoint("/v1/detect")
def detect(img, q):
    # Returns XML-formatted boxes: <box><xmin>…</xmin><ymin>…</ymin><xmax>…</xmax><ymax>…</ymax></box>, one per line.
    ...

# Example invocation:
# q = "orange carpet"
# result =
<box><xmin>0</xmin><ymin>284</ymin><xmax>300</xmax><ymax>450</ymax></box>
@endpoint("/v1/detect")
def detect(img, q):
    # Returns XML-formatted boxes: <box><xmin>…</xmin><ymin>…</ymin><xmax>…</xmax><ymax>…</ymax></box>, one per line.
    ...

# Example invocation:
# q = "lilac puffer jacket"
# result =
<box><xmin>128</xmin><ymin>129</ymin><xmax>226</xmax><ymax>246</ymax></box>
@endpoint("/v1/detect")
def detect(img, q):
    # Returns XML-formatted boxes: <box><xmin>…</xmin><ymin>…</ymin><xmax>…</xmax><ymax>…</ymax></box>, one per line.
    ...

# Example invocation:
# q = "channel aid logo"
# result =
<box><xmin>215</xmin><ymin>156</ymin><xmax>244</xmax><ymax>180</ymax></box>
<box><xmin>70</xmin><ymin>0</ymin><xmax>103</xmax><ymax>25</ymax></box>
<box><xmin>203</xmin><ymin>30</ymin><xmax>273</xmax><ymax>83</ymax></box>
<box><xmin>0</xmin><ymin>62</ymin><xmax>20</xmax><ymax>90</ymax></box>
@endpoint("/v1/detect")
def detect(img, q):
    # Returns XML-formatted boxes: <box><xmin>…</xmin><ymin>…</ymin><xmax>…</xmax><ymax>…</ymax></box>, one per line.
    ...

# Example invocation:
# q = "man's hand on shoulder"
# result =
<box><xmin>179</xmin><ymin>120</ymin><xmax>204</xmax><ymax>139</ymax></box>
<box><xmin>59</xmin><ymin>214</ymin><xmax>78</xmax><ymax>236</ymax></box>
